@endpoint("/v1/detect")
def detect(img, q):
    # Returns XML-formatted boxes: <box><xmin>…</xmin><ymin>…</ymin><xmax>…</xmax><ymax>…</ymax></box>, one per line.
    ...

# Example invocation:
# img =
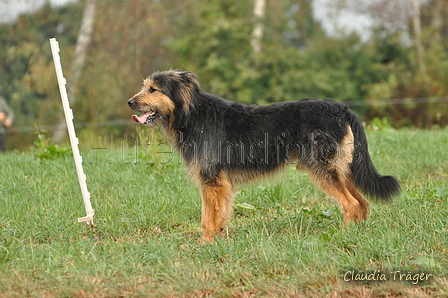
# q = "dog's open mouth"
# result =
<box><xmin>132</xmin><ymin>110</ymin><xmax>159</xmax><ymax>124</ymax></box>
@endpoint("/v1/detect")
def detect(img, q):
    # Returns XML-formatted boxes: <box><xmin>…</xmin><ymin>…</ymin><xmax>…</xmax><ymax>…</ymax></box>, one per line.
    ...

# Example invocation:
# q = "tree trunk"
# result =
<box><xmin>52</xmin><ymin>0</ymin><xmax>96</xmax><ymax>142</ymax></box>
<box><xmin>412</xmin><ymin>0</ymin><xmax>426</xmax><ymax>75</ymax></box>
<box><xmin>251</xmin><ymin>0</ymin><xmax>266</xmax><ymax>54</ymax></box>
<box><xmin>431</xmin><ymin>0</ymin><xmax>443</xmax><ymax>35</ymax></box>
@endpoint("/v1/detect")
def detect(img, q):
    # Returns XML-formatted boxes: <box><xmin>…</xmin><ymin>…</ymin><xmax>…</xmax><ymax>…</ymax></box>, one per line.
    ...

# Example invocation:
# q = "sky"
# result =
<box><xmin>0</xmin><ymin>0</ymin><xmax>374</xmax><ymax>40</ymax></box>
<box><xmin>0</xmin><ymin>0</ymin><xmax>75</xmax><ymax>23</ymax></box>
<box><xmin>312</xmin><ymin>0</ymin><xmax>374</xmax><ymax>41</ymax></box>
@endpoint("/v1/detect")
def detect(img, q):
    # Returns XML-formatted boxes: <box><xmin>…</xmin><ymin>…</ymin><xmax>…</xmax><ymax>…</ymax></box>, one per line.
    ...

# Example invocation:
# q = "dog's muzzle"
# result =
<box><xmin>127</xmin><ymin>98</ymin><xmax>136</xmax><ymax>108</ymax></box>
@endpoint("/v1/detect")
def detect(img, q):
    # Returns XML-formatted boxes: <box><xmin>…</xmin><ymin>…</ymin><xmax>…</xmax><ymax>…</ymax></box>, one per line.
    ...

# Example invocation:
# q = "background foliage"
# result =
<box><xmin>0</xmin><ymin>0</ymin><xmax>447</xmax><ymax>149</ymax></box>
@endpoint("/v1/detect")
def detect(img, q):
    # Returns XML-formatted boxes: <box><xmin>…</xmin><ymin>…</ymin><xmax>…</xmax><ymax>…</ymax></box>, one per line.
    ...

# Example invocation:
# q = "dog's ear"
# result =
<box><xmin>172</xmin><ymin>71</ymin><xmax>199</xmax><ymax>112</ymax></box>
<box><xmin>174</xmin><ymin>70</ymin><xmax>200</xmax><ymax>89</ymax></box>
<box><xmin>183</xmin><ymin>71</ymin><xmax>200</xmax><ymax>86</ymax></box>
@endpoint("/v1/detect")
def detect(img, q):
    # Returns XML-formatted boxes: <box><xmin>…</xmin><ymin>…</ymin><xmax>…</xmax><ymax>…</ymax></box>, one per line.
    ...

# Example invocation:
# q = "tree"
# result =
<box><xmin>412</xmin><ymin>0</ymin><xmax>425</xmax><ymax>75</ymax></box>
<box><xmin>0</xmin><ymin>2</ymin><xmax>84</xmax><ymax>147</ymax></box>
<box><xmin>52</xmin><ymin>0</ymin><xmax>96</xmax><ymax>142</ymax></box>
<box><xmin>251</xmin><ymin>0</ymin><xmax>266</xmax><ymax>54</ymax></box>
<box><xmin>1</xmin><ymin>0</ymin><xmax>446</xmax><ymax>141</ymax></box>
<box><xmin>331</xmin><ymin>0</ymin><xmax>448</xmax><ymax>127</ymax></box>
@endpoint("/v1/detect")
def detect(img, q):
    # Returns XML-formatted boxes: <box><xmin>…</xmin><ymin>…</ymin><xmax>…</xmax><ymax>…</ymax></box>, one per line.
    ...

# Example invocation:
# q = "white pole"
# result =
<box><xmin>49</xmin><ymin>38</ymin><xmax>94</xmax><ymax>227</ymax></box>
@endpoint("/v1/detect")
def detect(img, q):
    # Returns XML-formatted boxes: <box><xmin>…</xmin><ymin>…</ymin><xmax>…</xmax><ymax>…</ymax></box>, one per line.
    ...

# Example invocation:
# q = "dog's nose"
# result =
<box><xmin>127</xmin><ymin>99</ymin><xmax>135</xmax><ymax>107</ymax></box>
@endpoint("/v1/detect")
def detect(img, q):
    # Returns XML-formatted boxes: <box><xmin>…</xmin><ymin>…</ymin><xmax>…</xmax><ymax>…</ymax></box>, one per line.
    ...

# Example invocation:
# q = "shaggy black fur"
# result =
<box><xmin>128</xmin><ymin>70</ymin><xmax>400</xmax><ymax>200</ymax></box>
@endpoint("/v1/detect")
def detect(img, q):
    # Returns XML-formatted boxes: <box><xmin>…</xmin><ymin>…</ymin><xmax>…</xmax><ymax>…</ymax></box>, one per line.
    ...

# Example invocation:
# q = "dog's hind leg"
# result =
<box><xmin>308</xmin><ymin>168</ymin><xmax>364</xmax><ymax>223</ymax></box>
<box><xmin>345</xmin><ymin>179</ymin><xmax>370</xmax><ymax>221</ymax></box>
<box><xmin>200</xmin><ymin>175</ymin><xmax>234</xmax><ymax>242</ymax></box>
<box><xmin>304</xmin><ymin>124</ymin><xmax>367</xmax><ymax>223</ymax></box>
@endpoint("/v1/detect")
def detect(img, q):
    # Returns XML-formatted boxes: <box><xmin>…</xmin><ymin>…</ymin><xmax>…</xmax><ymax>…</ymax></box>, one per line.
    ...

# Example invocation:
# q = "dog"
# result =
<box><xmin>127</xmin><ymin>69</ymin><xmax>400</xmax><ymax>242</ymax></box>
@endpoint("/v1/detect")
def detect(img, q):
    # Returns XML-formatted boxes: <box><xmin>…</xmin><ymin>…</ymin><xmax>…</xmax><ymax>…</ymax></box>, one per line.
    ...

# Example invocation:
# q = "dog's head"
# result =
<box><xmin>127</xmin><ymin>70</ymin><xmax>199</xmax><ymax>126</ymax></box>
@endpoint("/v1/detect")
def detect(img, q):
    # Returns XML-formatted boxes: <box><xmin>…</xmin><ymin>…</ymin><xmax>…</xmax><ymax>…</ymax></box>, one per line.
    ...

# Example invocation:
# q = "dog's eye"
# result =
<box><xmin>149</xmin><ymin>87</ymin><xmax>156</xmax><ymax>93</ymax></box>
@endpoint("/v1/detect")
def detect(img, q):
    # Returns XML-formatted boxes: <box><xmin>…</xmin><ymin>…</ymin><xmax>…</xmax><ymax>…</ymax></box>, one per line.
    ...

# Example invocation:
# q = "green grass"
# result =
<box><xmin>0</xmin><ymin>128</ymin><xmax>447</xmax><ymax>297</ymax></box>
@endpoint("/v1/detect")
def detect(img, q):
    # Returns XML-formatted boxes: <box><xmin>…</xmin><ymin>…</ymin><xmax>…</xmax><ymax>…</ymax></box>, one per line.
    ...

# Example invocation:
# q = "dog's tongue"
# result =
<box><xmin>132</xmin><ymin>112</ymin><xmax>151</xmax><ymax>124</ymax></box>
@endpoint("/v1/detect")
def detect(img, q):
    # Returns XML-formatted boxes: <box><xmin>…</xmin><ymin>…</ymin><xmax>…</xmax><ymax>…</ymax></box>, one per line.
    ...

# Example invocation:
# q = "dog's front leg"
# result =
<box><xmin>200</xmin><ymin>176</ymin><xmax>233</xmax><ymax>243</ymax></box>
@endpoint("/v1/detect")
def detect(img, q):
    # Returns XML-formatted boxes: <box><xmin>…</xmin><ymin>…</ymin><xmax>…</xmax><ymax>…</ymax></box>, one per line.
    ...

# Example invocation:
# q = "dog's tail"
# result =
<box><xmin>346</xmin><ymin>112</ymin><xmax>401</xmax><ymax>200</ymax></box>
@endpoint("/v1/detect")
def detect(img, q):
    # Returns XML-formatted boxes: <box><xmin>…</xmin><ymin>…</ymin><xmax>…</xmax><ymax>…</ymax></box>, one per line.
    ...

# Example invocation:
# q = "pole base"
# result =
<box><xmin>78</xmin><ymin>213</ymin><xmax>94</xmax><ymax>228</ymax></box>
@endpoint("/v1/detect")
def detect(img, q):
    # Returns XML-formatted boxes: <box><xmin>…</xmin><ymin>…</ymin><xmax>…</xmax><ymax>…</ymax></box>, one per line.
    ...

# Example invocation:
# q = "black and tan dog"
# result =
<box><xmin>127</xmin><ymin>70</ymin><xmax>400</xmax><ymax>242</ymax></box>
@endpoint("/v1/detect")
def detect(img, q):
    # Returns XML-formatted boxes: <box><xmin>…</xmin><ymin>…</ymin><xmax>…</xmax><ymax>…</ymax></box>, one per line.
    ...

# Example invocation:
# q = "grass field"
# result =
<box><xmin>0</xmin><ymin>128</ymin><xmax>447</xmax><ymax>297</ymax></box>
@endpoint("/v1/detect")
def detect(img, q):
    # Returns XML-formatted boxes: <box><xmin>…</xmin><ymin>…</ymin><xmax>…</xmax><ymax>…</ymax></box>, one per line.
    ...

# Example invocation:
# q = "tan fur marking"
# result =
<box><xmin>330</xmin><ymin>125</ymin><xmax>354</xmax><ymax>180</ymax></box>
<box><xmin>346</xmin><ymin>179</ymin><xmax>370</xmax><ymax>220</ymax></box>
<box><xmin>200</xmin><ymin>174</ymin><xmax>234</xmax><ymax>242</ymax></box>
<box><xmin>186</xmin><ymin>164</ymin><xmax>202</xmax><ymax>186</ymax></box>
<box><xmin>138</xmin><ymin>79</ymin><xmax>175</xmax><ymax>115</ymax></box>
<box><xmin>179</xmin><ymin>83</ymin><xmax>193</xmax><ymax>113</ymax></box>
<box><xmin>309</xmin><ymin>175</ymin><xmax>364</xmax><ymax>223</ymax></box>
<box><xmin>341</xmin><ymin>125</ymin><xmax>354</xmax><ymax>162</ymax></box>
<box><xmin>306</xmin><ymin>126</ymin><xmax>367</xmax><ymax>223</ymax></box>
<box><xmin>171</xmin><ymin>70</ymin><xmax>197</xmax><ymax>113</ymax></box>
